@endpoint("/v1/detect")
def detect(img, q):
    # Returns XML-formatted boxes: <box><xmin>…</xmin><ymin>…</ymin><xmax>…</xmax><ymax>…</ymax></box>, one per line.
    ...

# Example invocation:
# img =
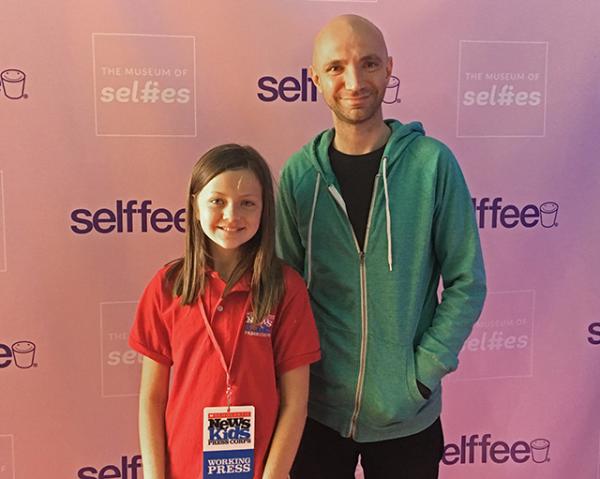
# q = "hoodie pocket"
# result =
<box><xmin>359</xmin><ymin>345</ymin><xmax>428</xmax><ymax>428</ymax></box>
<box><xmin>309</xmin><ymin>322</ymin><xmax>360</xmax><ymax>412</ymax></box>
<box><xmin>406</xmin><ymin>350</ymin><xmax>430</xmax><ymax>406</ymax></box>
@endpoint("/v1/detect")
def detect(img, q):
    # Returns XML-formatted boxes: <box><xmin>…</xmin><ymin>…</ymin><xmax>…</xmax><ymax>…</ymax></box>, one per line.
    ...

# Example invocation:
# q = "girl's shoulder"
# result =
<box><xmin>143</xmin><ymin>259</ymin><xmax>182</xmax><ymax>302</ymax></box>
<box><xmin>280</xmin><ymin>263</ymin><xmax>308</xmax><ymax>295</ymax></box>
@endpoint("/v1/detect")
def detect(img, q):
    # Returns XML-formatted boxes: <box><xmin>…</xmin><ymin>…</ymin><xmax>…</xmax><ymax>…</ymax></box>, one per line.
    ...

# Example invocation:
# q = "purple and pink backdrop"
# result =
<box><xmin>1</xmin><ymin>1</ymin><xmax>599</xmax><ymax>478</ymax></box>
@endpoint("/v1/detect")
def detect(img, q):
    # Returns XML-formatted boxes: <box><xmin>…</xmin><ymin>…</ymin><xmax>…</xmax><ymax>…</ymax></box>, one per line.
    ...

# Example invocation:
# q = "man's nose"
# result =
<box><xmin>344</xmin><ymin>65</ymin><xmax>364</xmax><ymax>91</ymax></box>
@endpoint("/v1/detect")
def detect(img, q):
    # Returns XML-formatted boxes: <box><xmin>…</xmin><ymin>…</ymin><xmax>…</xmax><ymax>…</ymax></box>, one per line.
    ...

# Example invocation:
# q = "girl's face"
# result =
<box><xmin>195</xmin><ymin>168</ymin><xmax>263</xmax><ymax>257</ymax></box>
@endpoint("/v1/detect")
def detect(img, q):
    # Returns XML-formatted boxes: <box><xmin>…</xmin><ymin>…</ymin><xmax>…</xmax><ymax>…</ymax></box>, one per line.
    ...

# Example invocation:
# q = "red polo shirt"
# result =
<box><xmin>129</xmin><ymin>264</ymin><xmax>321</xmax><ymax>479</ymax></box>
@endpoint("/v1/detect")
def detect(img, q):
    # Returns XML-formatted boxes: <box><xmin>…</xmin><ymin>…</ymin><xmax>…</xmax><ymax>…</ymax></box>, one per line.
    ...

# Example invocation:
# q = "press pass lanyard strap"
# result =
<box><xmin>199</xmin><ymin>294</ymin><xmax>251</xmax><ymax>411</ymax></box>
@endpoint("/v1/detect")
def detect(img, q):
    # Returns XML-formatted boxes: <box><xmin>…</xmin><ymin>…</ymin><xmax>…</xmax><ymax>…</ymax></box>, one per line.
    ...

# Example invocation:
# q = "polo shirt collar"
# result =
<box><xmin>205</xmin><ymin>268</ymin><xmax>251</xmax><ymax>293</ymax></box>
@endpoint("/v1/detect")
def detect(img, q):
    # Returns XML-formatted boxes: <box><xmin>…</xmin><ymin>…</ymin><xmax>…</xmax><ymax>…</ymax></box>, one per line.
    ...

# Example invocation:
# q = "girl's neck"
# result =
<box><xmin>210</xmin><ymin>248</ymin><xmax>241</xmax><ymax>281</ymax></box>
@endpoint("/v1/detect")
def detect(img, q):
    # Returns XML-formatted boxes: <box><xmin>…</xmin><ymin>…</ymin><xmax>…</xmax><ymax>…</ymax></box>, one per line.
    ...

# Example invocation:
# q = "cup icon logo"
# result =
<box><xmin>529</xmin><ymin>438</ymin><xmax>550</xmax><ymax>463</ymax></box>
<box><xmin>1</xmin><ymin>69</ymin><xmax>27</xmax><ymax>100</ymax></box>
<box><xmin>11</xmin><ymin>341</ymin><xmax>36</xmax><ymax>368</ymax></box>
<box><xmin>539</xmin><ymin>201</ymin><xmax>559</xmax><ymax>228</ymax></box>
<box><xmin>383</xmin><ymin>75</ymin><xmax>401</xmax><ymax>104</ymax></box>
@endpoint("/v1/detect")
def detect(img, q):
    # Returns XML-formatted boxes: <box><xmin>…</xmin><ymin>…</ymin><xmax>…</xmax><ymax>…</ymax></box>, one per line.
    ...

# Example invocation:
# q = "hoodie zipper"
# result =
<box><xmin>327</xmin><ymin>174</ymin><xmax>380</xmax><ymax>438</ymax></box>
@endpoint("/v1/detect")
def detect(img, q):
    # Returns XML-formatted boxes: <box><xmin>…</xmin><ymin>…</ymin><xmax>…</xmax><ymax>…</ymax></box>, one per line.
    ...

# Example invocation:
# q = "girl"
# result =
<box><xmin>129</xmin><ymin>144</ymin><xmax>321</xmax><ymax>479</ymax></box>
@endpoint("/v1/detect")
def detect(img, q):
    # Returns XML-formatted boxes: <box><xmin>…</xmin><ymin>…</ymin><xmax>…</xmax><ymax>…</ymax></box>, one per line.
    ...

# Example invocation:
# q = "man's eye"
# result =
<box><xmin>327</xmin><ymin>65</ymin><xmax>341</xmax><ymax>73</ymax></box>
<box><xmin>365</xmin><ymin>61</ymin><xmax>379</xmax><ymax>70</ymax></box>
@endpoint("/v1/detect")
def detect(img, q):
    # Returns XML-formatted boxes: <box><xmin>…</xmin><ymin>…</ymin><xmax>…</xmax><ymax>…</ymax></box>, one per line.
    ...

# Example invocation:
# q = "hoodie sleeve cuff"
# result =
<box><xmin>414</xmin><ymin>347</ymin><xmax>449</xmax><ymax>392</ymax></box>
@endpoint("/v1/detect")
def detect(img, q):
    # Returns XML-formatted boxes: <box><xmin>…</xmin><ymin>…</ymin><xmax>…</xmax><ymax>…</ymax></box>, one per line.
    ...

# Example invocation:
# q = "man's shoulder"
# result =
<box><xmin>384</xmin><ymin>119</ymin><xmax>454</xmax><ymax>164</ymax></box>
<box><xmin>396</xmin><ymin>134</ymin><xmax>460</xmax><ymax>175</ymax></box>
<box><xmin>285</xmin><ymin>144</ymin><xmax>311</xmax><ymax>169</ymax></box>
<box><xmin>281</xmin><ymin>150</ymin><xmax>315</xmax><ymax>186</ymax></box>
<box><xmin>280</xmin><ymin>139</ymin><xmax>318</xmax><ymax>187</ymax></box>
<box><xmin>406</xmin><ymin>134</ymin><xmax>453</xmax><ymax>159</ymax></box>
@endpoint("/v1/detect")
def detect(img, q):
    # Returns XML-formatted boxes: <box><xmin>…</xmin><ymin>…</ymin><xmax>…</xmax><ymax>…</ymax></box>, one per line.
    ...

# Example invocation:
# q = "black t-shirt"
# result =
<box><xmin>329</xmin><ymin>143</ymin><xmax>385</xmax><ymax>251</ymax></box>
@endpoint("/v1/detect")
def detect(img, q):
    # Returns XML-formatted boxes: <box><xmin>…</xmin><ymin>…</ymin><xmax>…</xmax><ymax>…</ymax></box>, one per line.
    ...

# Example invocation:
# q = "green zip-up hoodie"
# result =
<box><xmin>276</xmin><ymin>119</ymin><xmax>486</xmax><ymax>441</ymax></box>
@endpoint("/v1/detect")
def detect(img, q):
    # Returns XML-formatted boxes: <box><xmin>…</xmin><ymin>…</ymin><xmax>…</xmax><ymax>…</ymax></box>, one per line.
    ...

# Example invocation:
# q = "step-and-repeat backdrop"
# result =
<box><xmin>1</xmin><ymin>1</ymin><xmax>598</xmax><ymax>478</ymax></box>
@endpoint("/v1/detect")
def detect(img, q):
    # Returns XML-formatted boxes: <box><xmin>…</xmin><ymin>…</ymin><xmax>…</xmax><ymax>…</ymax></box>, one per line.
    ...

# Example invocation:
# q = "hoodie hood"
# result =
<box><xmin>303</xmin><ymin>119</ymin><xmax>426</xmax><ymax>187</ymax></box>
<box><xmin>300</xmin><ymin>119</ymin><xmax>426</xmax><ymax>274</ymax></box>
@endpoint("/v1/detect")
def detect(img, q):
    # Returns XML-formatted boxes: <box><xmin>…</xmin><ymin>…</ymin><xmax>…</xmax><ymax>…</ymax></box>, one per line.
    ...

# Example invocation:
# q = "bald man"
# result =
<box><xmin>276</xmin><ymin>15</ymin><xmax>486</xmax><ymax>479</ymax></box>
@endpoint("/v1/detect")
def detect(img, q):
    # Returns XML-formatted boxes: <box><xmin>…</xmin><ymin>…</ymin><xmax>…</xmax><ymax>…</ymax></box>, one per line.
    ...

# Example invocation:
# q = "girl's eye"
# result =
<box><xmin>210</xmin><ymin>198</ymin><xmax>224</xmax><ymax>206</ymax></box>
<box><xmin>242</xmin><ymin>200</ymin><xmax>256</xmax><ymax>208</ymax></box>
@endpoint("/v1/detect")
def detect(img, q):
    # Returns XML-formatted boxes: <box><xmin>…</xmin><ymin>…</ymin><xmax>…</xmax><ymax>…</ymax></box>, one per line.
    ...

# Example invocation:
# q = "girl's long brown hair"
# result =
<box><xmin>166</xmin><ymin>144</ymin><xmax>284</xmax><ymax>323</ymax></box>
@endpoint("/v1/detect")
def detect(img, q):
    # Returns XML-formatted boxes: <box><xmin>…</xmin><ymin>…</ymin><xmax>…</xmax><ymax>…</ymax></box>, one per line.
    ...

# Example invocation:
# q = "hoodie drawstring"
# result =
<box><xmin>382</xmin><ymin>157</ymin><xmax>393</xmax><ymax>271</ymax></box>
<box><xmin>306</xmin><ymin>173</ymin><xmax>321</xmax><ymax>289</ymax></box>
<box><xmin>309</xmin><ymin>159</ymin><xmax>392</xmax><ymax>281</ymax></box>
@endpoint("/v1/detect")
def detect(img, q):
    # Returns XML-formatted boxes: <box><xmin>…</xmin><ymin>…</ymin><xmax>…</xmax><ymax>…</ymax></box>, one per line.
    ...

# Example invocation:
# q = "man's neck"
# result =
<box><xmin>332</xmin><ymin>116</ymin><xmax>391</xmax><ymax>155</ymax></box>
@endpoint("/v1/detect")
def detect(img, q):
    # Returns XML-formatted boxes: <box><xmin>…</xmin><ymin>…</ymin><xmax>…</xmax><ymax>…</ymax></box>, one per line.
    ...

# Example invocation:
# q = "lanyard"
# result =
<box><xmin>199</xmin><ymin>291</ymin><xmax>251</xmax><ymax>411</ymax></box>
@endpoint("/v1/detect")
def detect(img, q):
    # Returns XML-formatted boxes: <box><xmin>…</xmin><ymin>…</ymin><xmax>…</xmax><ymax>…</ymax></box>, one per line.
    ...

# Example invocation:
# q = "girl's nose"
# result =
<box><xmin>223</xmin><ymin>203</ymin><xmax>239</xmax><ymax>220</ymax></box>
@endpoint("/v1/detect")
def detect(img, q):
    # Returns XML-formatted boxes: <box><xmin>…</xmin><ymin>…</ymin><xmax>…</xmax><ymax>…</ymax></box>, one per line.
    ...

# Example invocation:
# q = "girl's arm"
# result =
<box><xmin>138</xmin><ymin>356</ymin><xmax>170</xmax><ymax>479</ymax></box>
<box><xmin>262</xmin><ymin>365</ymin><xmax>310</xmax><ymax>479</ymax></box>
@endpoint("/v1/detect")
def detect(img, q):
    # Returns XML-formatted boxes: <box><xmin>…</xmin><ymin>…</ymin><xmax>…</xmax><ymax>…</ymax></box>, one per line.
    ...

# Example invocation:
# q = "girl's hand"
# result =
<box><xmin>262</xmin><ymin>366</ymin><xmax>310</xmax><ymax>479</ymax></box>
<box><xmin>138</xmin><ymin>357</ymin><xmax>170</xmax><ymax>479</ymax></box>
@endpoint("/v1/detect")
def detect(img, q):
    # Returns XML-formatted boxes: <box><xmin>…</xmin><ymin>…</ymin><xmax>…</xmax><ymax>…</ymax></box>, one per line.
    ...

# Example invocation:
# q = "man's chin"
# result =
<box><xmin>334</xmin><ymin>108</ymin><xmax>379</xmax><ymax>126</ymax></box>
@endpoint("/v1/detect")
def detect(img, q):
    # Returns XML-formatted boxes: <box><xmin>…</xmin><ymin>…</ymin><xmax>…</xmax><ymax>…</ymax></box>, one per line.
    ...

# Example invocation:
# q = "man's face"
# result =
<box><xmin>311</xmin><ymin>22</ymin><xmax>392</xmax><ymax>126</ymax></box>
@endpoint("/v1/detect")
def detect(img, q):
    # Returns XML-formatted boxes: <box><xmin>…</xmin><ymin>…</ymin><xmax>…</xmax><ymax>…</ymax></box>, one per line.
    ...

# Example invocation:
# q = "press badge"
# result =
<box><xmin>203</xmin><ymin>406</ymin><xmax>255</xmax><ymax>478</ymax></box>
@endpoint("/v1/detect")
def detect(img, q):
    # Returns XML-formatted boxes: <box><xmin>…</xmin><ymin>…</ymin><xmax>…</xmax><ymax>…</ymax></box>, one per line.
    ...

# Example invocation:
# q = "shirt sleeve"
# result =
<box><xmin>414</xmin><ymin>145</ymin><xmax>486</xmax><ymax>390</ymax></box>
<box><xmin>276</xmin><ymin>161</ymin><xmax>306</xmax><ymax>275</ymax></box>
<box><xmin>128</xmin><ymin>268</ymin><xmax>173</xmax><ymax>366</ymax></box>
<box><xmin>272</xmin><ymin>267</ymin><xmax>321</xmax><ymax>376</ymax></box>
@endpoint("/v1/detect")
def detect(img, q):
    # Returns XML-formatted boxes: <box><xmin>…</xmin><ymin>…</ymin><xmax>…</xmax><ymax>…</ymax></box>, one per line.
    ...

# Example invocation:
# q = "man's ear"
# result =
<box><xmin>386</xmin><ymin>56</ymin><xmax>393</xmax><ymax>82</ymax></box>
<box><xmin>309</xmin><ymin>66</ymin><xmax>323</xmax><ymax>93</ymax></box>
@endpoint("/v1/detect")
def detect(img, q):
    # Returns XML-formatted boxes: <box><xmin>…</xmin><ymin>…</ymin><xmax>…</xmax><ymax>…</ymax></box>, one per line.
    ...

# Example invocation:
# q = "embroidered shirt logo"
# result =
<box><xmin>244</xmin><ymin>314</ymin><xmax>274</xmax><ymax>337</ymax></box>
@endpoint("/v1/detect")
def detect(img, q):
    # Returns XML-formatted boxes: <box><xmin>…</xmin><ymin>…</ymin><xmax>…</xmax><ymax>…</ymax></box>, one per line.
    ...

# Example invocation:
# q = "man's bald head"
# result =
<box><xmin>309</xmin><ymin>14</ymin><xmax>392</xmax><ymax>128</ymax></box>
<box><xmin>312</xmin><ymin>14</ymin><xmax>388</xmax><ymax>68</ymax></box>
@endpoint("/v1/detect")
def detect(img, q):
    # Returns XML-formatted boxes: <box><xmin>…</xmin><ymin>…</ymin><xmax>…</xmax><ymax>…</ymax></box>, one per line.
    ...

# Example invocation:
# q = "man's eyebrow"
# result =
<box><xmin>361</xmin><ymin>54</ymin><xmax>383</xmax><ymax>62</ymax></box>
<box><xmin>323</xmin><ymin>54</ymin><xmax>383</xmax><ymax>67</ymax></box>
